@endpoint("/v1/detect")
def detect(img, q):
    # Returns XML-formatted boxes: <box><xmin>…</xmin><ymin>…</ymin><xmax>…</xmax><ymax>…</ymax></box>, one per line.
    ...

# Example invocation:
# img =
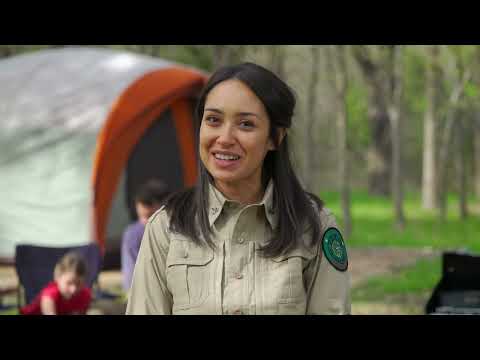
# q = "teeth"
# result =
<box><xmin>215</xmin><ymin>153</ymin><xmax>240</xmax><ymax>161</ymax></box>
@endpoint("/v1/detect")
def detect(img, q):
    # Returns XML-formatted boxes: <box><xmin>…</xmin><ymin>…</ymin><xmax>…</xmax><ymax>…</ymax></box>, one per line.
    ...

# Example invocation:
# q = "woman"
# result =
<box><xmin>126</xmin><ymin>62</ymin><xmax>350</xmax><ymax>315</ymax></box>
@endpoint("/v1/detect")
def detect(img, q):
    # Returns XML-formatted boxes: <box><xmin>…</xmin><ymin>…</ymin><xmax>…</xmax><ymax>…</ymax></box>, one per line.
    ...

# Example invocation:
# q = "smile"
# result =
<box><xmin>213</xmin><ymin>152</ymin><xmax>241</xmax><ymax>161</ymax></box>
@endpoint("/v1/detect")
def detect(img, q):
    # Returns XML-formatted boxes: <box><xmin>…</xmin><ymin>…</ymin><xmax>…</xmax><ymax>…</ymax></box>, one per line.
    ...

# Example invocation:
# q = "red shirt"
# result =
<box><xmin>20</xmin><ymin>282</ymin><xmax>92</xmax><ymax>315</ymax></box>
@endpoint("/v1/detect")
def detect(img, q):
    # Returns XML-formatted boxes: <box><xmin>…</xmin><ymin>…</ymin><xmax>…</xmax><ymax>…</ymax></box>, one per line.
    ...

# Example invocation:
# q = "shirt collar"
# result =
<box><xmin>207</xmin><ymin>180</ymin><xmax>278</xmax><ymax>229</ymax></box>
<box><xmin>207</xmin><ymin>183</ymin><xmax>227</xmax><ymax>227</ymax></box>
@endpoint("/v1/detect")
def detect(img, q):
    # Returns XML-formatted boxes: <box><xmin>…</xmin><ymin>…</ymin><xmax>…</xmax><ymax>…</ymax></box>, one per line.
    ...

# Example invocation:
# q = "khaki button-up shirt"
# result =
<box><xmin>126</xmin><ymin>181</ymin><xmax>351</xmax><ymax>315</ymax></box>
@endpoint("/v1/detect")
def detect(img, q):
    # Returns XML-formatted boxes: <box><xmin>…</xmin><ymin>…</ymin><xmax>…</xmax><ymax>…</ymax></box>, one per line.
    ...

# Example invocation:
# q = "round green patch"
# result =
<box><xmin>322</xmin><ymin>227</ymin><xmax>348</xmax><ymax>272</ymax></box>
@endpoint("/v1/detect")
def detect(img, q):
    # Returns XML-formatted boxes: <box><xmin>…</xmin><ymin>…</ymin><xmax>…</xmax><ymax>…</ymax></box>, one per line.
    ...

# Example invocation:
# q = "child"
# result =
<box><xmin>20</xmin><ymin>252</ymin><xmax>92</xmax><ymax>315</ymax></box>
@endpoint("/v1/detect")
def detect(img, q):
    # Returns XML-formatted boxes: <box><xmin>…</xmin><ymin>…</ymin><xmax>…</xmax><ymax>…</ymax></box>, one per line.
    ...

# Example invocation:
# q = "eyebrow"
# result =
<box><xmin>204</xmin><ymin>108</ymin><xmax>259</xmax><ymax>118</ymax></box>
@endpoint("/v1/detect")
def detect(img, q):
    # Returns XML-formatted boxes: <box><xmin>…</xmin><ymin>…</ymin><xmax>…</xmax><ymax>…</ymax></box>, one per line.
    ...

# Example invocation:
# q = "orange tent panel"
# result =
<box><xmin>92</xmin><ymin>67</ymin><xmax>207</xmax><ymax>252</ymax></box>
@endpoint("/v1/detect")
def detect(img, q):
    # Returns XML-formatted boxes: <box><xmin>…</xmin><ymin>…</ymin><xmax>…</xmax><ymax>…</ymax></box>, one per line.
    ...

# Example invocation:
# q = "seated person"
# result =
<box><xmin>122</xmin><ymin>179</ymin><xmax>170</xmax><ymax>292</ymax></box>
<box><xmin>20</xmin><ymin>252</ymin><xmax>92</xmax><ymax>315</ymax></box>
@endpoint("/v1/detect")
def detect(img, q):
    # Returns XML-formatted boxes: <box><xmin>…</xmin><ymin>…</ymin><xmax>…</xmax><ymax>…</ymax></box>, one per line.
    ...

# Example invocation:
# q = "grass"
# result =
<box><xmin>0</xmin><ymin>307</ymin><xmax>19</xmax><ymax>315</ymax></box>
<box><xmin>319</xmin><ymin>190</ymin><xmax>480</xmax><ymax>252</ymax></box>
<box><xmin>352</xmin><ymin>257</ymin><xmax>441</xmax><ymax>302</ymax></box>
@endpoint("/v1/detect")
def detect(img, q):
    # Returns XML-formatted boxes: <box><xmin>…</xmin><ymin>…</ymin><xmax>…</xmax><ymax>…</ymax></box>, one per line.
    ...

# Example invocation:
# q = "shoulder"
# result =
<box><xmin>319</xmin><ymin>207</ymin><xmax>336</xmax><ymax>225</ymax></box>
<box><xmin>141</xmin><ymin>206</ymin><xmax>174</xmax><ymax>255</ymax></box>
<box><xmin>147</xmin><ymin>205</ymin><xmax>170</xmax><ymax>227</ymax></box>
<box><xmin>305</xmin><ymin>192</ymin><xmax>337</xmax><ymax>230</ymax></box>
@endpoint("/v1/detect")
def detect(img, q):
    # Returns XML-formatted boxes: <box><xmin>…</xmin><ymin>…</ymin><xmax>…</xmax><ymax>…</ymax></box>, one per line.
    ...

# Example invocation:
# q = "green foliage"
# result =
<box><xmin>464</xmin><ymin>81</ymin><xmax>479</xmax><ymax>100</ymax></box>
<box><xmin>352</xmin><ymin>257</ymin><xmax>441</xmax><ymax>301</ymax></box>
<box><xmin>168</xmin><ymin>45</ymin><xmax>213</xmax><ymax>71</ymax></box>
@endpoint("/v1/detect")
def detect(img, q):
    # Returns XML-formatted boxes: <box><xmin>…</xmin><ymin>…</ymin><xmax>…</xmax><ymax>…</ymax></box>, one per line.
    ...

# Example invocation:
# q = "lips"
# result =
<box><xmin>214</xmin><ymin>153</ymin><xmax>240</xmax><ymax>161</ymax></box>
<box><xmin>211</xmin><ymin>151</ymin><xmax>241</xmax><ymax>169</ymax></box>
<box><xmin>212</xmin><ymin>151</ymin><xmax>241</xmax><ymax>160</ymax></box>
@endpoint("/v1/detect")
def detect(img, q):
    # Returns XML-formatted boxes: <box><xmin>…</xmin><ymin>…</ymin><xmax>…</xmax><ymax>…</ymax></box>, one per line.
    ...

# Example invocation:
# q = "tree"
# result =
<box><xmin>438</xmin><ymin>46</ymin><xmax>472</xmax><ymax>221</ymax></box>
<box><xmin>473</xmin><ymin>46</ymin><xmax>480</xmax><ymax>199</ymax></box>
<box><xmin>455</xmin><ymin>107</ymin><xmax>469</xmax><ymax>219</ymax></box>
<box><xmin>303</xmin><ymin>45</ymin><xmax>320</xmax><ymax>192</ymax></box>
<box><xmin>422</xmin><ymin>45</ymin><xmax>441</xmax><ymax>210</ymax></box>
<box><xmin>331</xmin><ymin>45</ymin><xmax>352</xmax><ymax>238</ymax></box>
<box><xmin>352</xmin><ymin>46</ymin><xmax>392</xmax><ymax>196</ymax></box>
<box><xmin>387</xmin><ymin>45</ymin><xmax>406</xmax><ymax>229</ymax></box>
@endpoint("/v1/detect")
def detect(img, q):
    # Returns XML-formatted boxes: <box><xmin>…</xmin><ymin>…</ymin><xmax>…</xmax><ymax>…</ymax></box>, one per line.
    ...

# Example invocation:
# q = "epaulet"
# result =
<box><xmin>147</xmin><ymin>205</ymin><xmax>167</xmax><ymax>224</ymax></box>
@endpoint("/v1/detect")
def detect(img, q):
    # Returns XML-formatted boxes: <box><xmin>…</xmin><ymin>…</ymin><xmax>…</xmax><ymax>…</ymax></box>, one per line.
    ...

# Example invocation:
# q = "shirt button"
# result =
<box><xmin>235</xmin><ymin>273</ymin><xmax>243</xmax><ymax>280</ymax></box>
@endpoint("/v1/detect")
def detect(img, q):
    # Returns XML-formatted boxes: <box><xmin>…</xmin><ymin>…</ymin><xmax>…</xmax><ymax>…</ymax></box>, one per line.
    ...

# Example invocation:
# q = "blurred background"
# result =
<box><xmin>1</xmin><ymin>45</ymin><xmax>479</xmax><ymax>315</ymax></box>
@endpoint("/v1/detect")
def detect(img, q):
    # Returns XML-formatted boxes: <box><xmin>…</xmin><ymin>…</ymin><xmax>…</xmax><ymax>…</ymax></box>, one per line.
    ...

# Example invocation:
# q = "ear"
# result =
<box><xmin>268</xmin><ymin>128</ymin><xmax>286</xmax><ymax>151</ymax></box>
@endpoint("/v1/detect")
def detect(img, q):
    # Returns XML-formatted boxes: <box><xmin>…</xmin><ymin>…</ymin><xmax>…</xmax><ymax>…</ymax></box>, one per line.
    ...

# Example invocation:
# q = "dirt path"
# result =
<box><xmin>348</xmin><ymin>246</ymin><xmax>439</xmax><ymax>287</ymax></box>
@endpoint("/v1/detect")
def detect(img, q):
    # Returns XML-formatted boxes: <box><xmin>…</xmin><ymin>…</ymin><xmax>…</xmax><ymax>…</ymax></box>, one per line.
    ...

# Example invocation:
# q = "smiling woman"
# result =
<box><xmin>126</xmin><ymin>62</ymin><xmax>351</xmax><ymax>315</ymax></box>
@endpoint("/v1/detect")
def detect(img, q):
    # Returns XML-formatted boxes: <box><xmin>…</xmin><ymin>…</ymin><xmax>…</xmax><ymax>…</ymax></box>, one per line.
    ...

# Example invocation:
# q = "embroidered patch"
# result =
<box><xmin>322</xmin><ymin>227</ymin><xmax>348</xmax><ymax>272</ymax></box>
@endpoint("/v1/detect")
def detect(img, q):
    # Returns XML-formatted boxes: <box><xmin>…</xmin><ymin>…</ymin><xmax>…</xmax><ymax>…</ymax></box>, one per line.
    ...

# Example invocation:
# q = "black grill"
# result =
<box><xmin>426</xmin><ymin>252</ymin><xmax>480</xmax><ymax>315</ymax></box>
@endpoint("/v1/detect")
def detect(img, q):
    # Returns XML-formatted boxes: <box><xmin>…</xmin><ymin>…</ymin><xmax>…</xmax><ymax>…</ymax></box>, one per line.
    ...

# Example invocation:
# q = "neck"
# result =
<box><xmin>214</xmin><ymin>179</ymin><xmax>264</xmax><ymax>205</ymax></box>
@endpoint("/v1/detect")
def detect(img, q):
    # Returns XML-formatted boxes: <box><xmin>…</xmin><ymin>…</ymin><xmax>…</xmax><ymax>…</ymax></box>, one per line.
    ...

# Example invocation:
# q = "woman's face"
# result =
<box><xmin>199</xmin><ymin>79</ymin><xmax>274</xmax><ymax>191</ymax></box>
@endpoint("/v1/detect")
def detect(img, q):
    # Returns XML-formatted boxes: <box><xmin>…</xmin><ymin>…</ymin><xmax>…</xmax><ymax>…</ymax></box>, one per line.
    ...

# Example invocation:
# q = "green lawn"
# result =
<box><xmin>319</xmin><ymin>190</ymin><xmax>480</xmax><ymax>252</ymax></box>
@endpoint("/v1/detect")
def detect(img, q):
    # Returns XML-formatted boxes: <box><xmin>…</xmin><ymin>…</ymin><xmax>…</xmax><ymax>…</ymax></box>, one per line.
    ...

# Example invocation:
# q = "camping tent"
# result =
<box><xmin>0</xmin><ymin>46</ymin><xmax>208</xmax><ymax>264</ymax></box>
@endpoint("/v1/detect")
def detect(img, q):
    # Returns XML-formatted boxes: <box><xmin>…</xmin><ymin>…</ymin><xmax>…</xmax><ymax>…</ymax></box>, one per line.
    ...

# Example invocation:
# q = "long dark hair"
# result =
<box><xmin>165</xmin><ymin>62</ymin><xmax>324</xmax><ymax>257</ymax></box>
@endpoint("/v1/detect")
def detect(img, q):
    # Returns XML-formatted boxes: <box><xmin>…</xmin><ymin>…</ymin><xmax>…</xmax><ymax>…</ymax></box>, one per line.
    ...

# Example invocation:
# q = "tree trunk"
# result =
<box><xmin>332</xmin><ymin>45</ymin><xmax>352</xmax><ymax>238</ymax></box>
<box><xmin>474</xmin><ymin>47</ymin><xmax>480</xmax><ymax>199</ymax></box>
<box><xmin>475</xmin><ymin>115</ymin><xmax>480</xmax><ymax>198</ymax></box>
<box><xmin>438</xmin><ymin>70</ymin><xmax>471</xmax><ymax>221</ymax></box>
<box><xmin>367</xmin><ymin>101</ymin><xmax>392</xmax><ymax>196</ymax></box>
<box><xmin>457</xmin><ymin>116</ymin><xmax>468</xmax><ymax>219</ymax></box>
<box><xmin>352</xmin><ymin>46</ymin><xmax>392</xmax><ymax>196</ymax></box>
<box><xmin>422</xmin><ymin>45</ymin><xmax>440</xmax><ymax>210</ymax></box>
<box><xmin>303</xmin><ymin>45</ymin><xmax>320</xmax><ymax>192</ymax></box>
<box><xmin>388</xmin><ymin>46</ymin><xmax>405</xmax><ymax>230</ymax></box>
<box><xmin>438</xmin><ymin>116</ymin><xmax>456</xmax><ymax>221</ymax></box>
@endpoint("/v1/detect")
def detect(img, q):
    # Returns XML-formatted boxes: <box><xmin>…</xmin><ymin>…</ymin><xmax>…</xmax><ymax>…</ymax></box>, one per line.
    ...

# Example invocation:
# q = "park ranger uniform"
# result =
<box><xmin>126</xmin><ymin>181</ymin><xmax>351</xmax><ymax>315</ymax></box>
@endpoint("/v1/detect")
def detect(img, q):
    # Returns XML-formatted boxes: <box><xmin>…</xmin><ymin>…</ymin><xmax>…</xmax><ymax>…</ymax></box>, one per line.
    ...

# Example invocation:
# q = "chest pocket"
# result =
<box><xmin>270</xmin><ymin>247</ymin><xmax>316</xmax><ymax>304</ymax></box>
<box><xmin>166</xmin><ymin>238</ymin><xmax>214</xmax><ymax>311</ymax></box>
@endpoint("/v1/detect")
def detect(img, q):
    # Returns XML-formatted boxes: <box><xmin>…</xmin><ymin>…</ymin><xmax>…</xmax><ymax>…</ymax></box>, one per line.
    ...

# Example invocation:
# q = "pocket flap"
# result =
<box><xmin>271</xmin><ymin>246</ymin><xmax>316</xmax><ymax>263</ymax></box>
<box><xmin>167</xmin><ymin>239</ymin><xmax>214</xmax><ymax>267</ymax></box>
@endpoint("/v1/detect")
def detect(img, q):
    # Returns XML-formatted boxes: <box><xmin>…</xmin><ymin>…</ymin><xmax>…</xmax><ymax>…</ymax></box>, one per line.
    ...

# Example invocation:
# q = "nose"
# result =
<box><xmin>216</xmin><ymin>124</ymin><xmax>235</xmax><ymax>147</ymax></box>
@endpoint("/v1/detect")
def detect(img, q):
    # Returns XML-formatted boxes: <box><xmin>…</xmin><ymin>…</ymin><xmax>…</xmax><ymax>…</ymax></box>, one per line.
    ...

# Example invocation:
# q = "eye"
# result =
<box><xmin>204</xmin><ymin>115</ymin><xmax>220</xmax><ymax>126</ymax></box>
<box><xmin>239</xmin><ymin>120</ymin><xmax>255</xmax><ymax>129</ymax></box>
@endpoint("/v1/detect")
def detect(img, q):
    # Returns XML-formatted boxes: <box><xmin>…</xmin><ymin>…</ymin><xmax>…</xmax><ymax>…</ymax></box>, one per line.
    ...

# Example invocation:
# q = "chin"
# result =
<box><xmin>210</xmin><ymin>171</ymin><xmax>240</xmax><ymax>184</ymax></box>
